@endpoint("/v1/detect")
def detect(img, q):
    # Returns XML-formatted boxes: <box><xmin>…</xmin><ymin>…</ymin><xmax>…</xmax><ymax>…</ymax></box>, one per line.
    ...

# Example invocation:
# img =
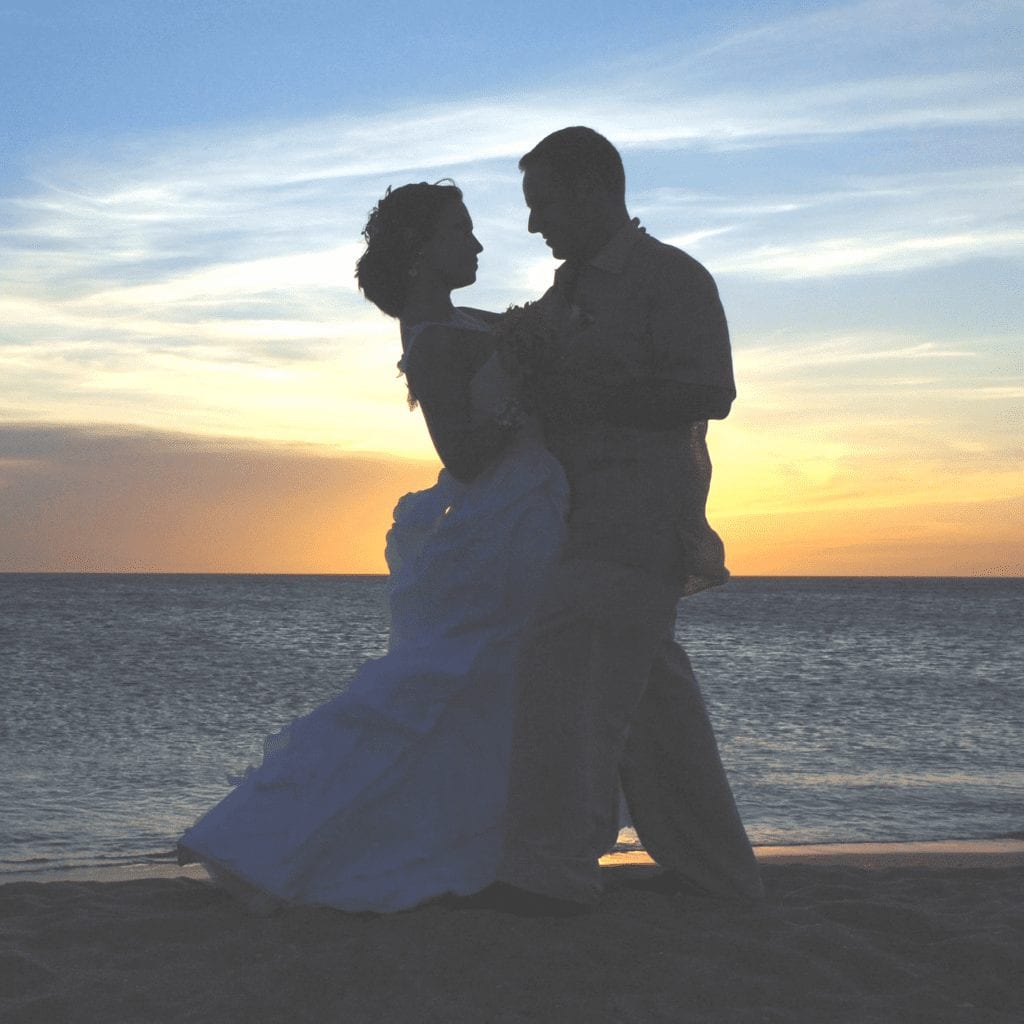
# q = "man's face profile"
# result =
<box><xmin>522</xmin><ymin>162</ymin><xmax>585</xmax><ymax>262</ymax></box>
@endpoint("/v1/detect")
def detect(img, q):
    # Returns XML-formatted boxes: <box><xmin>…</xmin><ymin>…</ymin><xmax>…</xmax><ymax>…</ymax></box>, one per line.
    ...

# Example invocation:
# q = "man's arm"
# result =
<box><xmin>590</xmin><ymin>378</ymin><xmax>732</xmax><ymax>426</ymax></box>
<box><xmin>533</xmin><ymin>374</ymin><xmax>732</xmax><ymax>430</ymax></box>
<box><xmin>640</xmin><ymin>246</ymin><xmax>736</xmax><ymax>426</ymax></box>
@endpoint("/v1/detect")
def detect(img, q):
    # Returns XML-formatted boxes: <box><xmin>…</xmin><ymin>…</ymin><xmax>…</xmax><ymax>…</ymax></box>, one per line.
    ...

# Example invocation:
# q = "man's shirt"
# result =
<box><xmin>539</xmin><ymin>219</ymin><xmax>734</xmax><ymax>596</ymax></box>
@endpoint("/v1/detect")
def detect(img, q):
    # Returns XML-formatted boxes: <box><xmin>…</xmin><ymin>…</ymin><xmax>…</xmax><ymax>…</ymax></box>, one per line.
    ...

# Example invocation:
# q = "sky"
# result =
<box><xmin>1</xmin><ymin>0</ymin><xmax>1021</xmax><ymax>574</ymax></box>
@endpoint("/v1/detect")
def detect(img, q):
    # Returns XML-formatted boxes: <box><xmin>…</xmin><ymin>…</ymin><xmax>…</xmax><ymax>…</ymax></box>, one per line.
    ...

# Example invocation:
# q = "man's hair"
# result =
<box><xmin>518</xmin><ymin>126</ymin><xmax>625</xmax><ymax>201</ymax></box>
<box><xmin>355</xmin><ymin>181</ymin><xmax>463</xmax><ymax>318</ymax></box>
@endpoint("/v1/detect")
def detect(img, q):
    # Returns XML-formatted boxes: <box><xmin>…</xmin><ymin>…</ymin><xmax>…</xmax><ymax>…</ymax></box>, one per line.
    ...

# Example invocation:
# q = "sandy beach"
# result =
<box><xmin>1</xmin><ymin>841</ymin><xmax>1022</xmax><ymax>1023</ymax></box>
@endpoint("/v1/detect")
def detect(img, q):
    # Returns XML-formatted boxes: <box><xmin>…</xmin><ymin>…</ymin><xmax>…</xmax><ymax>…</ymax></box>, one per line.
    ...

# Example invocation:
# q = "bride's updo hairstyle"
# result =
<box><xmin>356</xmin><ymin>181</ymin><xmax>463</xmax><ymax>318</ymax></box>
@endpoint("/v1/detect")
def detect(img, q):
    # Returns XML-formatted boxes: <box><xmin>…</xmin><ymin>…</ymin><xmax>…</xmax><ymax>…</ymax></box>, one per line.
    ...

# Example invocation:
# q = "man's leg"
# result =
<box><xmin>619</xmin><ymin>637</ymin><xmax>764</xmax><ymax>901</ymax></box>
<box><xmin>497</xmin><ymin>558</ymin><xmax>680</xmax><ymax>905</ymax></box>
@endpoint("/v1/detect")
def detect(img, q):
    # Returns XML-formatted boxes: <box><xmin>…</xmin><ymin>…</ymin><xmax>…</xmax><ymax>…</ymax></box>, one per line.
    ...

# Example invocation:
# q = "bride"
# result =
<box><xmin>177</xmin><ymin>182</ymin><xmax>569</xmax><ymax>912</ymax></box>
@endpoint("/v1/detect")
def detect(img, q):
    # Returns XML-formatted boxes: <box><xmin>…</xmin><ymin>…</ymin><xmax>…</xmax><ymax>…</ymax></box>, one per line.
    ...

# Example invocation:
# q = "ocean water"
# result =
<box><xmin>1</xmin><ymin>574</ymin><xmax>1021</xmax><ymax>880</ymax></box>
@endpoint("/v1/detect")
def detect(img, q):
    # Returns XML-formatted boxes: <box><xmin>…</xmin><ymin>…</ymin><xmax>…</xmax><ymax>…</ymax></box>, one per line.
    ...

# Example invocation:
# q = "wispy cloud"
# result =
<box><xmin>715</xmin><ymin>228</ymin><xmax>1024</xmax><ymax>279</ymax></box>
<box><xmin>0</xmin><ymin>0</ymin><xmax>1020</xmax><ymax>466</ymax></box>
<box><xmin>1</xmin><ymin>0</ymin><xmax>1021</xmax><ymax>574</ymax></box>
<box><xmin>653</xmin><ymin>167</ymin><xmax>1024</xmax><ymax>280</ymax></box>
<box><xmin>740</xmin><ymin>336</ymin><xmax>975</xmax><ymax>371</ymax></box>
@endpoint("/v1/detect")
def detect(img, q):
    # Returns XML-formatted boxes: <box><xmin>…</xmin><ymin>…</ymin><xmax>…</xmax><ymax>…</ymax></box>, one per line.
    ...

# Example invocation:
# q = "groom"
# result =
<box><xmin>491</xmin><ymin>127</ymin><xmax>763</xmax><ymax>913</ymax></box>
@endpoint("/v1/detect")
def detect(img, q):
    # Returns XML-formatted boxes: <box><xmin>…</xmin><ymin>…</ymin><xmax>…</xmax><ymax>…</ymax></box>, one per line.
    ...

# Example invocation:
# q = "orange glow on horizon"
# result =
<box><xmin>716</xmin><ymin>497</ymin><xmax>1023</xmax><ymax>577</ymax></box>
<box><xmin>0</xmin><ymin>425</ymin><xmax>1020</xmax><ymax>577</ymax></box>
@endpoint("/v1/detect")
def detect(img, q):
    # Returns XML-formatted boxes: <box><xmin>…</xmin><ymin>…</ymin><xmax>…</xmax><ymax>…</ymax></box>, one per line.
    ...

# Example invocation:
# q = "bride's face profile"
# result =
<box><xmin>417</xmin><ymin>200</ymin><xmax>483</xmax><ymax>292</ymax></box>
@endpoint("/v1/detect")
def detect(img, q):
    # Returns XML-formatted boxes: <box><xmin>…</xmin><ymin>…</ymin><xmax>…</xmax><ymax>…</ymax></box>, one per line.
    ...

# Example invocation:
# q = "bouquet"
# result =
<box><xmin>492</xmin><ymin>299</ymin><xmax>568</xmax><ymax>412</ymax></box>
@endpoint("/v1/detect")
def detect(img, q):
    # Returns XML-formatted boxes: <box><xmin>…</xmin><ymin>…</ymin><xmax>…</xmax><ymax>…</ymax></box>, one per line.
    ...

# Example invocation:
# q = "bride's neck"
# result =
<box><xmin>400</xmin><ymin>282</ymin><xmax>456</xmax><ymax>326</ymax></box>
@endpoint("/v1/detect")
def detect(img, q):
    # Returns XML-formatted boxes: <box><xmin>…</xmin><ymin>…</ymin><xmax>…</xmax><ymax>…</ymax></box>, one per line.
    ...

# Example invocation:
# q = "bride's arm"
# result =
<box><xmin>404</xmin><ymin>326</ymin><xmax>516</xmax><ymax>483</ymax></box>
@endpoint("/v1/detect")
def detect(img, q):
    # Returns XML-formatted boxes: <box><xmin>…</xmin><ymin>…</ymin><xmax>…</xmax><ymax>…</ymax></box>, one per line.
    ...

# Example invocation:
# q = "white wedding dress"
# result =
<box><xmin>178</xmin><ymin>310</ymin><xmax>568</xmax><ymax>912</ymax></box>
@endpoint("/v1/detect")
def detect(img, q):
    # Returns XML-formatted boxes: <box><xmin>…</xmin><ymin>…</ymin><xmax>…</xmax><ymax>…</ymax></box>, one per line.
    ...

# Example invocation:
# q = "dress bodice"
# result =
<box><xmin>400</xmin><ymin>308</ymin><xmax>540</xmax><ymax>438</ymax></box>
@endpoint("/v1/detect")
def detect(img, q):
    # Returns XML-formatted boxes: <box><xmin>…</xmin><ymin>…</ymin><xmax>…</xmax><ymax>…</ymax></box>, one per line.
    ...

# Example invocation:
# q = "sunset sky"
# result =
<box><xmin>1</xmin><ymin>0</ymin><xmax>1021</xmax><ymax>575</ymax></box>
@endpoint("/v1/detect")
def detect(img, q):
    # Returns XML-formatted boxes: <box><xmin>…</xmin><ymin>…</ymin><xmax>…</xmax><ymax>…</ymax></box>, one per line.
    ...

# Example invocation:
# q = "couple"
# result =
<box><xmin>178</xmin><ymin>127</ymin><xmax>763</xmax><ymax>914</ymax></box>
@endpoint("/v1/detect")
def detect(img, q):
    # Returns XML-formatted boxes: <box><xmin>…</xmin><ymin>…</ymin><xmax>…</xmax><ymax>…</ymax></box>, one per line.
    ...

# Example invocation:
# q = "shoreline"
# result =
<box><xmin>6</xmin><ymin>837</ymin><xmax>1024</xmax><ymax>887</ymax></box>
<box><xmin>607</xmin><ymin>837</ymin><xmax>1024</xmax><ymax>871</ymax></box>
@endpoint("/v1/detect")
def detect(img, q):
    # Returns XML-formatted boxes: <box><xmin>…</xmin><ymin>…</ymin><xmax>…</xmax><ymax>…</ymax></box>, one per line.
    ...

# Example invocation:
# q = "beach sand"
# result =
<box><xmin>2</xmin><ymin>842</ymin><xmax>1022</xmax><ymax>1023</ymax></box>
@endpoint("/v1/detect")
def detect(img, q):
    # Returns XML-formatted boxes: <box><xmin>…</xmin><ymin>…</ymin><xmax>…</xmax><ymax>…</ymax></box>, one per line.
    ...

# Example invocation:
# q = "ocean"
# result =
<box><xmin>1</xmin><ymin>574</ymin><xmax>1021</xmax><ymax>881</ymax></box>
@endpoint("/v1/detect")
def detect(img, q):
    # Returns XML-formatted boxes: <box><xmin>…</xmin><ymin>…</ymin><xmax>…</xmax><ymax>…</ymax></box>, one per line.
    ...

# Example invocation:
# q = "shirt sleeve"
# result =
<box><xmin>648</xmin><ymin>246</ymin><xmax>736</xmax><ymax>396</ymax></box>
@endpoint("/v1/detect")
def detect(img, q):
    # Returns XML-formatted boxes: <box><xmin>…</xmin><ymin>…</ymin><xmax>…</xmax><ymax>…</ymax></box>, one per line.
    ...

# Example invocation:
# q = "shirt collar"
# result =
<box><xmin>588</xmin><ymin>217</ymin><xmax>645</xmax><ymax>274</ymax></box>
<box><xmin>552</xmin><ymin>218</ymin><xmax>644</xmax><ymax>293</ymax></box>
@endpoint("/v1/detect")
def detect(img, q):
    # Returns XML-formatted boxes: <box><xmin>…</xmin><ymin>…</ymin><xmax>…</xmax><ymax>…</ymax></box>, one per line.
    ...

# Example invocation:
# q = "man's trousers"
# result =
<box><xmin>497</xmin><ymin>558</ymin><xmax>763</xmax><ymax>905</ymax></box>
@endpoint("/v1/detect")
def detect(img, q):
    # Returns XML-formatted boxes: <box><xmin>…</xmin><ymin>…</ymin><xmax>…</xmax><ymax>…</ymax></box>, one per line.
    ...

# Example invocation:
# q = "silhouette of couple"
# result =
<box><xmin>179</xmin><ymin>127</ymin><xmax>763</xmax><ymax>915</ymax></box>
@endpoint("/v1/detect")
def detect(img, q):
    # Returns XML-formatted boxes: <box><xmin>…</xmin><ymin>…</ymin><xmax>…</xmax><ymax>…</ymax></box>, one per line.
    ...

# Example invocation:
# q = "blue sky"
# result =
<box><xmin>2</xmin><ymin>1</ymin><xmax>778</xmax><ymax>149</ymax></box>
<box><xmin>1</xmin><ymin>0</ymin><xmax>1021</xmax><ymax>573</ymax></box>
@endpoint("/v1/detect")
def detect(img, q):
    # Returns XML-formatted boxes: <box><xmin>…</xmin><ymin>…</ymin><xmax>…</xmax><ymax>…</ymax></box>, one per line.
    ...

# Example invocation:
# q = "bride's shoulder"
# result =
<box><xmin>402</xmin><ymin>321</ymin><xmax>488</xmax><ymax>383</ymax></box>
<box><xmin>403</xmin><ymin>321</ymin><xmax>460</xmax><ymax>363</ymax></box>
